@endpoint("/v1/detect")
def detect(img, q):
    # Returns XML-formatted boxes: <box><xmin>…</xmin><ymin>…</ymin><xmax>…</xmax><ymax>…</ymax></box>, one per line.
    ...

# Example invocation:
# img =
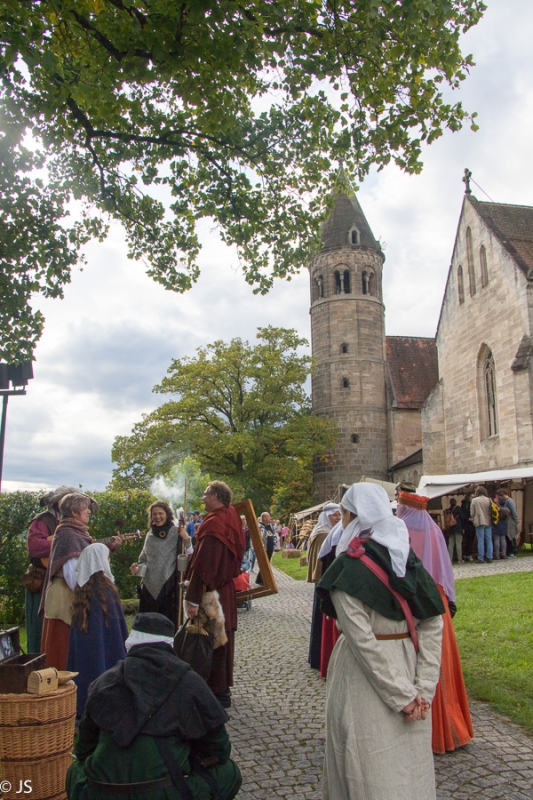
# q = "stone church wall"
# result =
<box><xmin>421</xmin><ymin>380</ymin><xmax>447</xmax><ymax>474</ymax></box>
<box><xmin>434</xmin><ymin>198</ymin><xmax>533</xmax><ymax>474</ymax></box>
<box><xmin>388</xmin><ymin>408</ymin><xmax>423</xmax><ymax>468</ymax></box>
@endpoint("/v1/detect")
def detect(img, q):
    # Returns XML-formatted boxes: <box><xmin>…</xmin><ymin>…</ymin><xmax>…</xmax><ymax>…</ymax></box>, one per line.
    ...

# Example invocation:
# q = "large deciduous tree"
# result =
<box><xmin>1</xmin><ymin>0</ymin><xmax>485</xmax><ymax>360</ymax></box>
<box><xmin>111</xmin><ymin>327</ymin><xmax>336</xmax><ymax>510</ymax></box>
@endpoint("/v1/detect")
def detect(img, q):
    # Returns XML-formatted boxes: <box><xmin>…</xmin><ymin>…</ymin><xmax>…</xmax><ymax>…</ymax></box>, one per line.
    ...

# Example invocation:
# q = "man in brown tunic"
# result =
<box><xmin>185</xmin><ymin>481</ymin><xmax>245</xmax><ymax>708</ymax></box>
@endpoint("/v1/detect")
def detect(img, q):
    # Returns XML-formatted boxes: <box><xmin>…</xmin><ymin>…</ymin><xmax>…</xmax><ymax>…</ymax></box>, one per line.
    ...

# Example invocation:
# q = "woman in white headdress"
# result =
<box><xmin>306</xmin><ymin>503</ymin><xmax>341</xmax><ymax>670</ymax></box>
<box><xmin>317</xmin><ymin>483</ymin><xmax>444</xmax><ymax>800</ymax></box>
<box><xmin>67</xmin><ymin>543</ymin><xmax>128</xmax><ymax>718</ymax></box>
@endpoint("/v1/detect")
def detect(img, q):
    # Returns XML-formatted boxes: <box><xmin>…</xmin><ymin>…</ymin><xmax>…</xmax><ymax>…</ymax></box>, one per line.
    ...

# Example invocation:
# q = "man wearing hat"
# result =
<box><xmin>24</xmin><ymin>485</ymin><xmax>77</xmax><ymax>652</ymax></box>
<box><xmin>66</xmin><ymin>612</ymin><xmax>242</xmax><ymax>800</ymax></box>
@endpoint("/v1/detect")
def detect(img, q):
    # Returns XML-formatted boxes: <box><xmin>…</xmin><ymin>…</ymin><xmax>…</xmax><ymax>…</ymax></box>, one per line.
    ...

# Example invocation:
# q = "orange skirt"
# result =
<box><xmin>432</xmin><ymin>585</ymin><xmax>474</xmax><ymax>753</ymax></box>
<box><xmin>41</xmin><ymin>617</ymin><xmax>70</xmax><ymax>671</ymax></box>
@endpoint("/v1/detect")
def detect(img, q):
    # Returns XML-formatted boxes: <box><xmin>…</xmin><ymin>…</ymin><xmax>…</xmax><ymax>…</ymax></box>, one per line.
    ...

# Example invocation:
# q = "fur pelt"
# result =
<box><xmin>183</xmin><ymin>586</ymin><xmax>228</xmax><ymax>649</ymax></box>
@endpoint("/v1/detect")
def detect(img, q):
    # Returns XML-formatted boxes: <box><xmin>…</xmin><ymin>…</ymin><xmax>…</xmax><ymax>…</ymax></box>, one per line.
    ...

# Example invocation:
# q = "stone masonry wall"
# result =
<box><xmin>388</xmin><ymin>408</ymin><xmax>422</xmax><ymax>468</ymax></box>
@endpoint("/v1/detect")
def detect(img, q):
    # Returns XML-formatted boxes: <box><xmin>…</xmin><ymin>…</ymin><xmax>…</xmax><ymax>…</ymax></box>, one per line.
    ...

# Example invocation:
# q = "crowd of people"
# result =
<box><xmin>24</xmin><ymin>476</ymin><xmax>513</xmax><ymax>798</ymax></box>
<box><xmin>25</xmin><ymin>481</ymin><xmax>248</xmax><ymax>800</ymax></box>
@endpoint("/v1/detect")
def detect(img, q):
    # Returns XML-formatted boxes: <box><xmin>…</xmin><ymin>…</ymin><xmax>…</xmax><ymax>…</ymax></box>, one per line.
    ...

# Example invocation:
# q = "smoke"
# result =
<box><xmin>150</xmin><ymin>475</ymin><xmax>185</xmax><ymax>510</ymax></box>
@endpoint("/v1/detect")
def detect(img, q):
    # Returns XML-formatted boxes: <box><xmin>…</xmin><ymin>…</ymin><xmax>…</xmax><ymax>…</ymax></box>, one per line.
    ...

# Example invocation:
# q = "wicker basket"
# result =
<box><xmin>0</xmin><ymin>683</ymin><xmax>76</xmax><ymax>800</ymax></box>
<box><xmin>0</xmin><ymin>714</ymin><xmax>75</xmax><ymax>759</ymax></box>
<box><xmin>0</xmin><ymin>750</ymin><xmax>71</xmax><ymax>800</ymax></box>
<box><xmin>0</xmin><ymin>681</ymin><xmax>76</xmax><ymax>726</ymax></box>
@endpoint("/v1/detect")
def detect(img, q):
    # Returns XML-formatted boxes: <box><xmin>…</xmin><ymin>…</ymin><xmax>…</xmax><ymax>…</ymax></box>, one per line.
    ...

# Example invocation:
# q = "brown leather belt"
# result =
<box><xmin>87</xmin><ymin>776</ymin><xmax>174</xmax><ymax>794</ymax></box>
<box><xmin>375</xmin><ymin>632</ymin><xmax>410</xmax><ymax>640</ymax></box>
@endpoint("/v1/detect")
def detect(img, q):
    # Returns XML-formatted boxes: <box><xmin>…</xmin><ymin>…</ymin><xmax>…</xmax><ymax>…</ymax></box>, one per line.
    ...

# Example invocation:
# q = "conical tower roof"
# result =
<box><xmin>321</xmin><ymin>193</ymin><xmax>381</xmax><ymax>251</ymax></box>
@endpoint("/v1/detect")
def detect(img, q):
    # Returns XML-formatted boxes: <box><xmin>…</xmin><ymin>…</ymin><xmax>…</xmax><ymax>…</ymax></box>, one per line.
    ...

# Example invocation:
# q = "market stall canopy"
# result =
<box><xmin>360</xmin><ymin>476</ymin><xmax>397</xmax><ymax>500</ymax></box>
<box><xmin>417</xmin><ymin>467</ymin><xmax>533</xmax><ymax>499</ymax></box>
<box><xmin>293</xmin><ymin>502</ymin><xmax>326</xmax><ymax>521</ymax></box>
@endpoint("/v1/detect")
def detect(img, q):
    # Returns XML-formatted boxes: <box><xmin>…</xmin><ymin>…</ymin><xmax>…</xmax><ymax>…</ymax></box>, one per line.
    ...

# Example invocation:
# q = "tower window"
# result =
<box><xmin>466</xmin><ymin>227</ymin><xmax>476</xmax><ymax>296</ymax></box>
<box><xmin>342</xmin><ymin>377</ymin><xmax>350</xmax><ymax>389</ymax></box>
<box><xmin>457</xmin><ymin>265</ymin><xmax>465</xmax><ymax>304</ymax></box>
<box><xmin>343</xmin><ymin>270</ymin><xmax>351</xmax><ymax>294</ymax></box>
<box><xmin>362</xmin><ymin>271</ymin><xmax>368</xmax><ymax>295</ymax></box>
<box><xmin>351</xmin><ymin>230</ymin><xmax>358</xmax><ymax>244</ymax></box>
<box><xmin>341</xmin><ymin>343</ymin><xmax>348</xmax><ymax>354</ymax></box>
<box><xmin>351</xmin><ymin>434</ymin><xmax>359</xmax><ymax>443</ymax></box>
<box><xmin>334</xmin><ymin>271</ymin><xmax>342</xmax><ymax>294</ymax></box>
<box><xmin>480</xmin><ymin>245</ymin><xmax>489</xmax><ymax>287</ymax></box>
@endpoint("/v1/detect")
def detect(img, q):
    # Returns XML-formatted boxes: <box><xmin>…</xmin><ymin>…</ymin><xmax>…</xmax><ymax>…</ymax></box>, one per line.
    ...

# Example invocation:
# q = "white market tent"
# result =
<box><xmin>293</xmin><ymin>502</ymin><xmax>327</xmax><ymax>521</ymax></box>
<box><xmin>417</xmin><ymin>466</ymin><xmax>533</xmax><ymax>500</ymax></box>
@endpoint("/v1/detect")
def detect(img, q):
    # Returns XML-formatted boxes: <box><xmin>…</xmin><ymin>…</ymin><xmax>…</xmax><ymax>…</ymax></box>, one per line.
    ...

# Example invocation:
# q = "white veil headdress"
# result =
<box><xmin>75</xmin><ymin>543</ymin><xmax>115</xmax><ymax>587</ymax></box>
<box><xmin>309</xmin><ymin>503</ymin><xmax>340</xmax><ymax>541</ymax></box>
<box><xmin>336</xmin><ymin>483</ymin><xmax>410</xmax><ymax>577</ymax></box>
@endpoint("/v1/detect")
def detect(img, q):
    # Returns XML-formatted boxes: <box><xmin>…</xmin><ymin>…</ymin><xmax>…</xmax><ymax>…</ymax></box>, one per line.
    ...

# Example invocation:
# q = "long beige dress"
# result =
<box><xmin>323</xmin><ymin>590</ymin><xmax>443</xmax><ymax>800</ymax></box>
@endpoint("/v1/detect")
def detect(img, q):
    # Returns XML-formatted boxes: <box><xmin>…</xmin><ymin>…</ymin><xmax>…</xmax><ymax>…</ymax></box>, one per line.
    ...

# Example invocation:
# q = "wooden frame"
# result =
<box><xmin>233</xmin><ymin>499</ymin><xmax>278</xmax><ymax>601</ymax></box>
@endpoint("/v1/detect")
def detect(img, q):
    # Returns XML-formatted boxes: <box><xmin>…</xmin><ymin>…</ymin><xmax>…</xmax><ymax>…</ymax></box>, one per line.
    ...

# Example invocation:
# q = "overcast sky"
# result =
<box><xmin>4</xmin><ymin>0</ymin><xmax>533</xmax><ymax>493</ymax></box>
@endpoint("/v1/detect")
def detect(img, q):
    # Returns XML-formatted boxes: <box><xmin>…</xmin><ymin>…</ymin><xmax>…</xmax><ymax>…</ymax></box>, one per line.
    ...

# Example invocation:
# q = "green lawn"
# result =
<box><xmin>454</xmin><ymin>572</ymin><xmax>533</xmax><ymax>734</ymax></box>
<box><xmin>272</xmin><ymin>551</ymin><xmax>308</xmax><ymax>580</ymax></box>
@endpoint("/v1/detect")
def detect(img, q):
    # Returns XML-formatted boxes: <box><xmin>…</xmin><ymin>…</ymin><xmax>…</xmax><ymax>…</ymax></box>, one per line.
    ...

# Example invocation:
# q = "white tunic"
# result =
<box><xmin>323</xmin><ymin>590</ymin><xmax>443</xmax><ymax>800</ymax></box>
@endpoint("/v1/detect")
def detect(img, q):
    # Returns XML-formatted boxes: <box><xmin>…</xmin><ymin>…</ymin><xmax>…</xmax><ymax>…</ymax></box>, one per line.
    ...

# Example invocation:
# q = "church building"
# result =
<box><xmin>309</xmin><ymin>185</ymin><xmax>533</xmax><ymax>502</ymax></box>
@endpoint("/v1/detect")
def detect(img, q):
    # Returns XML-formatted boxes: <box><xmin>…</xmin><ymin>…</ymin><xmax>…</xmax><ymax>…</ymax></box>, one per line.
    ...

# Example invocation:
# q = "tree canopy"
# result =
<box><xmin>1</xmin><ymin>0</ymin><xmax>485</xmax><ymax>360</ymax></box>
<box><xmin>111</xmin><ymin>326</ymin><xmax>336</xmax><ymax>510</ymax></box>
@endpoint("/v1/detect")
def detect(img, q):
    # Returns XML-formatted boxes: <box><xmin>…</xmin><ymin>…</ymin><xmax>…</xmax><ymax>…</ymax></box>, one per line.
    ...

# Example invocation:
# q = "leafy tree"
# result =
<box><xmin>111</xmin><ymin>327</ymin><xmax>336</xmax><ymax>510</ymax></box>
<box><xmin>1</xmin><ymin>0</ymin><xmax>485</xmax><ymax>360</ymax></box>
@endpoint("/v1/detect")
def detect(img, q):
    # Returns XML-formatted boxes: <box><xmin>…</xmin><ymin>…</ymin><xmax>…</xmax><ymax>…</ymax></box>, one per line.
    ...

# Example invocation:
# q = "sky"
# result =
<box><xmin>3</xmin><ymin>0</ymin><xmax>533</xmax><ymax>494</ymax></box>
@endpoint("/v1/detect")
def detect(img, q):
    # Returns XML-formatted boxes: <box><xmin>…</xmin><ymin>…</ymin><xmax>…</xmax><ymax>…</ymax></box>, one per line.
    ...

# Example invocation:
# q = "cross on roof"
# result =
<box><xmin>463</xmin><ymin>168</ymin><xmax>472</xmax><ymax>195</ymax></box>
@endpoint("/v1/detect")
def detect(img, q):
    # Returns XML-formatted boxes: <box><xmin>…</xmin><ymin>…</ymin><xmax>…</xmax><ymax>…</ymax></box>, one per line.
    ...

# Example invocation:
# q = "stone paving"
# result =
<box><xmin>453</xmin><ymin>553</ymin><xmax>533</xmax><ymax>580</ymax></box>
<box><xmin>227</xmin><ymin>564</ymin><xmax>533</xmax><ymax>800</ymax></box>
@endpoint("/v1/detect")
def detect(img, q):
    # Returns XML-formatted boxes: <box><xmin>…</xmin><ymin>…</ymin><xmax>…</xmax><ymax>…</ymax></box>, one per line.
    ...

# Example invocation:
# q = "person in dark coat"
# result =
<box><xmin>184</xmin><ymin>481</ymin><xmax>245</xmax><ymax>708</ymax></box>
<box><xmin>67</xmin><ymin>543</ymin><xmax>128</xmax><ymax>718</ymax></box>
<box><xmin>67</xmin><ymin>613</ymin><xmax>241</xmax><ymax>800</ymax></box>
<box><xmin>25</xmin><ymin>486</ymin><xmax>77</xmax><ymax>652</ymax></box>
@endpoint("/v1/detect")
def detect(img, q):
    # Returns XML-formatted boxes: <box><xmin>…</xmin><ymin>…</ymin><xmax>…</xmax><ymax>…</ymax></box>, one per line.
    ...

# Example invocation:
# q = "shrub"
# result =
<box><xmin>0</xmin><ymin>492</ymin><xmax>41</xmax><ymax>624</ymax></box>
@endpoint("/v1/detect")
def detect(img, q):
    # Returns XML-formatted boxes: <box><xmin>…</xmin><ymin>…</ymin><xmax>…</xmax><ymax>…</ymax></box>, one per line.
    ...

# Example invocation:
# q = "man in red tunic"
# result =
<box><xmin>185</xmin><ymin>481</ymin><xmax>245</xmax><ymax>708</ymax></box>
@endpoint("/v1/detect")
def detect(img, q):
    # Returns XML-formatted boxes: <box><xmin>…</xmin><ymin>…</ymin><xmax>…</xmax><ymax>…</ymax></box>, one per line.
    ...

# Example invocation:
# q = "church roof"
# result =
<box><xmin>470</xmin><ymin>197</ymin><xmax>533</xmax><ymax>277</ymax></box>
<box><xmin>386</xmin><ymin>336</ymin><xmax>438</xmax><ymax>409</ymax></box>
<box><xmin>321</xmin><ymin>193</ymin><xmax>381</xmax><ymax>251</ymax></box>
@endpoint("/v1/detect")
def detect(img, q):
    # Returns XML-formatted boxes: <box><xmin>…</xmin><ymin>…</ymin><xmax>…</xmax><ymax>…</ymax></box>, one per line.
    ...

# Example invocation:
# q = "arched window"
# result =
<box><xmin>342</xmin><ymin>377</ymin><xmax>350</xmax><ymax>389</ymax></box>
<box><xmin>341</xmin><ymin>343</ymin><xmax>348</xmax><ymax>354</ymax></box>
<box><xmin>348</xmin><ymin>226</ymin><xmax>359</xmax><ymax>245</ymax></box>
<box><xmin>313</xmin><ymin>274</ymin><xmax>324</xmax><ymax>301</ymax></box>
<box><xmin>368</xmin><ymin>272</ymin><xmax>376</xmax><ymax>297</ymax></box>
<box><xmin>351</xmin><ymin>434</ymin><xmax>359</xmax><ymax>444</ymax></box>
<box><xmin>457</xmin><ymin>265</ymin><xmax>465</xmax><ymax>304</ymax></box>
<box><xmin>485</xmin><ymin>351</ymin><xmax>498</xmax><ymax>436</ymax></box>
<box><xmin>334</xmin><ymin>271</ymin><xmax>342</xmax><ymax>294</ymax></box>
<box><xmin>343</xmin><ymin>270</ymin><xmax>351</xmax><ymax>294</ymax></box>
<box><xmin>477</xmin><ymin>345</ymin><xmax>498</xmax><ymax>439</ymax></box>
<box><xmin>466</xmin><ymin>227</ymin><xmax>476</xmax><ymax>296</ymax></box>
<box><xmin>480</xmin><ymin>245</ymin><xmax>489</xmax><ymax>287</ymax></box>
<box><xmin>362</xmin><ymin>271</ymin><xmax>369</xmax><ymax>295</ymax></box>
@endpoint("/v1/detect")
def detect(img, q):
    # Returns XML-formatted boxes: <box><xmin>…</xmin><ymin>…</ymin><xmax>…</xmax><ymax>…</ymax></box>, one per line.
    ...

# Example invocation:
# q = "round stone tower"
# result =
<box><xmin>309</xmin><ymin>193</ymin><xmax>389</xmax><ymax>501</ymax></box>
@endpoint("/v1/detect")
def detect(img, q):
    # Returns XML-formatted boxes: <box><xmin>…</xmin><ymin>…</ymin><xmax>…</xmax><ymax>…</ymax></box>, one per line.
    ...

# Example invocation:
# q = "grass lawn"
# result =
<box><xmin>271</xmin><ymin>551</ymin><xmax>308</xmax><ymax>580</ymax></box>
<box><xmin>454</xmin><ymin>571</ymin><xmax>533</xmax><ymax>734</ymax></box>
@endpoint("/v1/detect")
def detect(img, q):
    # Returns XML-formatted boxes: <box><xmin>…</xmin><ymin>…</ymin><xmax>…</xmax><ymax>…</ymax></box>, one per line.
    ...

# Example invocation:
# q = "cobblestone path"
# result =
<box><xmin>227</xmin><ymin>567</ymin><xmax>533</xmax><ymax>800</ymax></box>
